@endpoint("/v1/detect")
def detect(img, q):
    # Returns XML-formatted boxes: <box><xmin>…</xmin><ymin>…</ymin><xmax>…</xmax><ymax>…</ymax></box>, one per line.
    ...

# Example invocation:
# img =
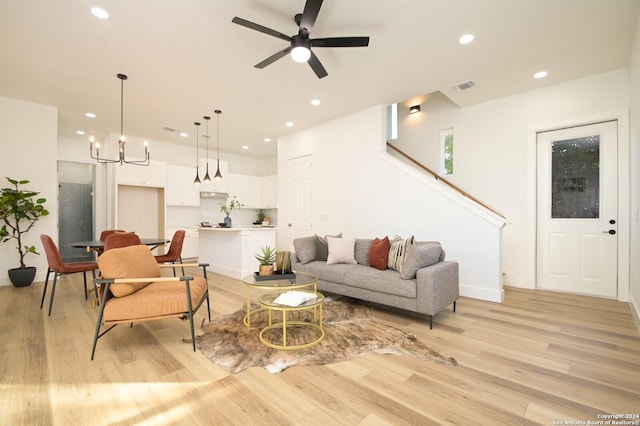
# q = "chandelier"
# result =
<box><xmin>89</xmin><ymin>73</ymin><xmax>150</xmax><ymax>166</ymax></box>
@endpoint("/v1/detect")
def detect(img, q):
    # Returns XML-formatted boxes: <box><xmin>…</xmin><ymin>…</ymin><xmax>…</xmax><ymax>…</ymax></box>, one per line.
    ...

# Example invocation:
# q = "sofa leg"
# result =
<box><xmin>453</xmin><ymin>301</ymin><xmax>457</xmax><ymax>313</ymax></box>
<box><xmin>429</xmin><ymin>315</ymin><xmax>433</xmax><ymax>329</ymax></box>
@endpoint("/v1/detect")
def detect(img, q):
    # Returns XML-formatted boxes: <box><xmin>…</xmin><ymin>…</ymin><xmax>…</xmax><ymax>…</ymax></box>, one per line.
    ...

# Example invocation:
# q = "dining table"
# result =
<box><xmin>70</xmin><ymin>238</ymin><xmax>170</xmax><ymax>253</ymax></box>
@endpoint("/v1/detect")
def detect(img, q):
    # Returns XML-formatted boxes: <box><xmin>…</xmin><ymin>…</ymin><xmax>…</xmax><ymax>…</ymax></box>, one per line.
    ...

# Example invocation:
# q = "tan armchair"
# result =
<box><xmin>91</xmin><ymin>244</ymin><xmax>211</xmax><ymax>360</ymax></box>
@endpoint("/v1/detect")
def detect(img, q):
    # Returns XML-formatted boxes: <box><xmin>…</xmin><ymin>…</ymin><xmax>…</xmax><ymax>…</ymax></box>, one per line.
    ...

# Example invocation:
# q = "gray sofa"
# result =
<box><xmin>291</xmin><ymin>235</ymin><xmax>459</xmax><ymax>328</ymax></box>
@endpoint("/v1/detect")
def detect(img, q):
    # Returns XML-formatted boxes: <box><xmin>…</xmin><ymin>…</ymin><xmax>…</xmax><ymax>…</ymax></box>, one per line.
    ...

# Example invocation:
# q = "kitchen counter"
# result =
<box><xmin>198</xmin><ymin>226</ymin><xmax>276</xmax><ymax>279</ymax></box>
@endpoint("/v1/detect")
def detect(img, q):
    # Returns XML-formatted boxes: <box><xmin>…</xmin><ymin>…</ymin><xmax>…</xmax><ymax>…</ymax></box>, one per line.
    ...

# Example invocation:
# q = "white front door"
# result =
<box><xmin>288</xmin><ymin>155</ymin><xmax>313</xmax><ymax>250</ymax></box>
<box><xmin>536</xmin><ymin>121</ymin><xmax>618</xmax><ymax>298</ymax></box>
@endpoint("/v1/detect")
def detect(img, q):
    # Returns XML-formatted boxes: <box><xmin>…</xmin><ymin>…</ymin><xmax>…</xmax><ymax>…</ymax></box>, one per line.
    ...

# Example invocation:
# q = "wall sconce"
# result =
<box><xmin>409</xmin><ymin>105</ymin><xmax>421</xmax><ymax>114</ymax></box>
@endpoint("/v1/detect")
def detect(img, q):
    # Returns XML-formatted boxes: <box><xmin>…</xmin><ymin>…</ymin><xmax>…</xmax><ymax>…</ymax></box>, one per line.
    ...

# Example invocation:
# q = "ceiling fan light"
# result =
<box><xmin>291</xmin><ymin>46</ymin><xmax>311</xmax><ymax>63</ymax></box>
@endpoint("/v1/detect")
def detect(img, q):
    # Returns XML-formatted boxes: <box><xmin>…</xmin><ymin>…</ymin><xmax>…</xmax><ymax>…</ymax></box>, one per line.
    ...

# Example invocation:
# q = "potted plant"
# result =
<box><xmin>254</xmin><ymin>209</ymin><xmax>266</xmax><ymax>225</ymax></box>
<box><xmin>0</xmin><ymin>177</ymin><xmax>49</xmax><ymax>287</ymax></box>
<box><xmin>219</xmin><ymin>196</ymin><xmax>243</xmax><ymax>228</ymax></box>
<box><xmin>255</xmin><ymin>245</ymin><xmax>276</xmax><ymax>276</ymax></box>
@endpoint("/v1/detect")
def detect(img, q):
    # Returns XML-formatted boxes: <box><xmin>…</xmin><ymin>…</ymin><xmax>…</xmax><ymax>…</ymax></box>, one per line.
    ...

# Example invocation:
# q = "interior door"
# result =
<box><xmin>536</xmin><ymin>121</ymin><xmax>618</xmax><ymax>297</ymax></box>
<box><xmin>288</xmin><ymin>155</ymin><xmax>313</xmax><ymax>250</ymax></box>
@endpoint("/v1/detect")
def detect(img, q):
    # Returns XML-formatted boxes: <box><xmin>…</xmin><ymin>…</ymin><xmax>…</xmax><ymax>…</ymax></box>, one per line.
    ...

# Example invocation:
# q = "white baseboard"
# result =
<box><xmin>628</xmin><ymin>291</ymin><xmax>640</xmax><ymax>334</ymax></box>
<box><xmin>460</xmin><ymin>285</ymin><xmax>504</xmax><ymax>303</ymax></box>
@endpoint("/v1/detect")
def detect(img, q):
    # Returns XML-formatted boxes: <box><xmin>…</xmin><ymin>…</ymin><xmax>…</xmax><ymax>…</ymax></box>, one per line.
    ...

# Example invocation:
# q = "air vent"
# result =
<box><xmin>163</xmin><ymin>126</ymin><xmax>177</xmax><ymax>132</ymax></box>
<box><xmin>453</xmin><ymin>80</ymin><xmax>475</xmax><ymax>91</ymax></box>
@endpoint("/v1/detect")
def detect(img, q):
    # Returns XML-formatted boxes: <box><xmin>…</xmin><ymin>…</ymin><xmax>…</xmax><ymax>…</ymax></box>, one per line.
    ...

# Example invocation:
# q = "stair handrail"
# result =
<box><xmin>387</xmin><ymin>142</ymin><xmax>506</xmax><ymax>220</ymax></box>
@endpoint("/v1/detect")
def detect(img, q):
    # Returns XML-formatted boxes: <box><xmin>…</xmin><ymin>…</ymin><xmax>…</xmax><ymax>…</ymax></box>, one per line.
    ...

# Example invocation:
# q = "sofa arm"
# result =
<box><xmin>415</xmin><ymin>261</ymin><xmax>459</xmax><ymax>316</ymax></box>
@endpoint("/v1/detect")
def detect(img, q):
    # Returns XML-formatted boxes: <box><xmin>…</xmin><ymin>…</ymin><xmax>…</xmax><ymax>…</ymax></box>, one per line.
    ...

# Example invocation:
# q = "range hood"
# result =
<box><xmin>200</xmin><ymin>191</ymin><xmax>228</xmax><ymax>198</ymax></box>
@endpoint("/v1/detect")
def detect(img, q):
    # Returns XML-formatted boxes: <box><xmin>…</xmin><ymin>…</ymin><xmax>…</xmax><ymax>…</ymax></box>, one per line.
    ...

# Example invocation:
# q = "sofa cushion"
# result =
<box><xmin>344</xmin><ymin>266</ymin><xmax>417</xmax><ymax>299</ymax></box>
<box><xmin>401</xmin><ymin>241</ymin><xmax>443</xmax><ymax>280</ymax></box>
<box><xmin>294</xmin><ymin>260</ymin><xmax>353</xmax><ymax>284</ymax></box>
<box><xmin>98</xmin><ymin>245</ymin><xmax>161</xmax><ymax>297</ymax></box>
<box><xmin>388</xmin><ymin>235</ymin><xmax>414</xmax><ymax>272</ymax></box>
<box><xmin>315</xmin><ymin>233</ymin><xmax>342</xmax><ymax>261</ymax></box>
<box><xmin>327</xmin><ymin>236</ymin><xmax>357</xmax><ymax>265</ymax></box>
<box><xmin>293</xmin><ymin>236</ymin><xmax>316</xmax><ymax>264</ymax></box>
<box><xmin>369</xmin><ymin>237</ymin><xmax>390</xmax><ymax>270</ymax></box>
<box><xmin>354</xmin><ymin>239</ymin><xmax>373</xmax><ymax>265</ymax></box>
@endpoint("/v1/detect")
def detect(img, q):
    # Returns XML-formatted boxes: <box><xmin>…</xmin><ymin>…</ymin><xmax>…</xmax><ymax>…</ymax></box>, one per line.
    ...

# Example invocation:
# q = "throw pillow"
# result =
<box><xmin>388</xmin><ymin>235</ymin><xmax>414</xmax><ymax>272</ymax></box>
<box><xmin>314</xmin><ymin>232</ymin><xmax>342</xmax><ymax>261</ymax></box>
<box><xmin>354</xmin><ymin>239</ymin><xmax>373</xmax><ymax>265</ymax></box>
<box><xmin>293</xmin><ymin>235</ymin><xmax>316</xmax><ymax>264</ymax></box>
<box><xmin>98</xmin><ymin>245</ymin><xmax>160</xmax><ymax>297</ymax></box>
<box><xmin>326</xmin><ymin>236</ymin><xmax>357</xmax><ymax>265</ymax></box>
<box><xmin>400</xmin><ymin>241</ymin><xmax>443</xmax><ymax>280</ymax></box>
<box><xmin>369</xmin><ymin>236</ymin><xmax>391</xmax><ymax>270</ymax></box>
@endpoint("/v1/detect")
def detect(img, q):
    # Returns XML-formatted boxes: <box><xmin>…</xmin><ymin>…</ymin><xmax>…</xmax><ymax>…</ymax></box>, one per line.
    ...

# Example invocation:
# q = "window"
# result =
<box><xmin>440</xmin><ymin>128</ymin><xmax>453</xmax><ymax>175</ymax></box>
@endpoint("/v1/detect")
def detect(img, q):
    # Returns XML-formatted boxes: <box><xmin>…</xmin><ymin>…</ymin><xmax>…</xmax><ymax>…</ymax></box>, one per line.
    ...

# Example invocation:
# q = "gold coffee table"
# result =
<box><xmin>241</xmin><ymin>272</ymin><xmax>318</xmax><ymax>328</ymax></box>
<box><xmin>258</xmin><ymin>290</ymin><xmax>325</xmax><ymax>350</ymax></box>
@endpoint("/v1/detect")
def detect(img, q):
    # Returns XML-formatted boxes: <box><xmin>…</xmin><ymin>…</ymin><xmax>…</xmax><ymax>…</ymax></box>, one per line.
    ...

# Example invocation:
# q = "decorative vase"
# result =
<box><xmin>259</xmin><ymin>264</ymin><xmax>275</xmax><ymax>276</ymax></box>
<box><xmin>224</xmin><ymin>216</ymin><xmax>232</xmax><ymax>228</ymax></box>
<box><xmin>276</xmin><ymin>251</ymin><xmax>292</xmax><ymax>274</ymax></box>
<box><xmin>8</xmin><ymin>266</ymin><xmax>36</xmax><ymax>287</ymax></box>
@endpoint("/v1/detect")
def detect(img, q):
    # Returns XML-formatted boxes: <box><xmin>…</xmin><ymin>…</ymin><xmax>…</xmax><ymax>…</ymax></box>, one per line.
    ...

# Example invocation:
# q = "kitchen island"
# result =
<box><xmin>198</xmin><ymin>226</ymin><xmax>276</xmax><ymax>279</ymax></box>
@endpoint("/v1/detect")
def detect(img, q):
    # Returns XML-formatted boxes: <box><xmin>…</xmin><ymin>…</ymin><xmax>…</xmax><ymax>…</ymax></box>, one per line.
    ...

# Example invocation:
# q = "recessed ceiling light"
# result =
<box><xmin>179</xmin><ymin>132</ymin><xmax>188</xmax><ymax>137</ymax></box>
<box><xmin>311</xmin><ymin>99</ymin><xmax>321</xmax><ymax>106</ymax></box>
<box><xmin>76</xmin><ymin>130</ymin><xmax>86</xmax><ymax>135</ymax></box>
<box><xmin>459</xmin><ymin>34</ymin><xmax>474</xmax><ymax>45</ymax></box>
<box><xmin>90</xmin><ymin>7</ymin><xmax>110</xmax><ymax>20</ymax></box>
<box><xmin>242</xmin><ymin>145</ymin><xmax>249</xmax><ymax>150</ymax></box>
<box><xmin>285</xmin><ymin>122</ymin><xmax>294</xmax><ymax>127</ymax></box>
<box><xmin>264</xmin><ymin>138</ymin><xmax>272</xmax><ymax>142</ymax></box>
<box><xmin>534</xmin><ymin>71</ymin><xmax>548</xmax><ymax>79</ymax></box>
<box><xmin>85</xmin><ymin>112</ymin><xmax>96</xmax><ymax>118</ymax></box>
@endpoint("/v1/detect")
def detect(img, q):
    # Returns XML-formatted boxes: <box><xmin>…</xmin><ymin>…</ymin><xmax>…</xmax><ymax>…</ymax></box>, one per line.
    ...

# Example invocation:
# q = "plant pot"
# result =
<box><xmin>258</xmin><ymin>264</ymin><xmax>275</xmax><ymax>276</ymax></box>
<box><xmin>8</xmin><ymin>266</ymin><xmax>36</xmax><ymax>287</ymax></box>
<box><xmin>224</xmin><ymin>216</ymin><xmax>232</xmax><ymax>228</ymax></box>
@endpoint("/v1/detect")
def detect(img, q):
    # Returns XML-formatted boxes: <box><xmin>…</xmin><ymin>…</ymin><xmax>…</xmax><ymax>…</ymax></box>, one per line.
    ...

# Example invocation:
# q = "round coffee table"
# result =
<box><xmin>241</xmin><ymin>272</ymin><xmax>318</xmax><ymax>328</ymax></box>
<box><xmin>258</xmin><ymin>290</ymin><xmax>325</xmax><ymax>350</ymax></box>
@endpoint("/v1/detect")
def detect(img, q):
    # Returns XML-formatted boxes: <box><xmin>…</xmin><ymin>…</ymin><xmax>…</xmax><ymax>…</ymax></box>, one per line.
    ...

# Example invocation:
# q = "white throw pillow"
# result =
<box><xmin>326</xmin><ymin>236</ymin><xmax>357</xmax><ymax>265</ymax></box>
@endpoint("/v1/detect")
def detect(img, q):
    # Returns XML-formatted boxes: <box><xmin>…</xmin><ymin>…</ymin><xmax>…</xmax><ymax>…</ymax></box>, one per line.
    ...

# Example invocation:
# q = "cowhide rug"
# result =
<box><xmin>188</xmin><ymin>298</ymin><xmax>457</xmax><ymax>374</ymax></box>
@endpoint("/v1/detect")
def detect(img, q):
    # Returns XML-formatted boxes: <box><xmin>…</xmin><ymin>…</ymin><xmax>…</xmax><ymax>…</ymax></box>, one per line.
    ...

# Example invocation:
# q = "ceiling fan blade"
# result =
<box><xmin>308</xmin><ymin>51</ymin><xmax>328</xmax><ymax>79</ymax></box>
<box><xmin>299</xmin><ymin>0</ymin><xmax>323</xmax><ymax>32</ymax></box>
<box><xmin>232</xmin><ymin>17</ymin><xmax>291</xmax><ymax>42</ymax></box>
<box><xmin>312</xmin><ymin>36</ymin><xmax>370</xmax><ymax>48</ymax></box>
<box><xmin>255</xmin><ymin>46</ymin><xmax>291</xmax><ymax>69</ymax></box>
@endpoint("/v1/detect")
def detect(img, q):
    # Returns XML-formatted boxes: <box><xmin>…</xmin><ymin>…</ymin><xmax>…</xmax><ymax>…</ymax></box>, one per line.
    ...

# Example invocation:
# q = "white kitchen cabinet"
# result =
<box><xmin>228</xmin><ymin>173</ymin><xmax>262</xmax><ymax>208</ymax></box>
<box><xmin>198</xmin><ymin>159</ymin><xmax>228</xmax><ymax>194</ymax></box>
<box><xmin>166</xmin><ymin>165</ymin><xmax>200</xmax><ymax>206</ymax></box>
<box><xmin>116</xmin><ymin>160</ymin><xmax>166</xmax><ymax>187</ymax></box>
<box><xmin>262</xmin><ymin>174</ymin><xmax>277</xmax><ymax>208</ymax></box>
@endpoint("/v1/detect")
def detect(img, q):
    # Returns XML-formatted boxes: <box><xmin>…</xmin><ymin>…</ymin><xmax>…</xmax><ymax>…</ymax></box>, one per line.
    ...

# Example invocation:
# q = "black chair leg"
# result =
<box><xmin>180</xmin><ymin>257</ymin><xmax>185</xmax><ymax>277</ymax></box>
<box><xmin>48</xmin><ymin>272</ymin><xmax>59</xmax><ymax>316</ymax></box>
<box><xmin>83</xmin><ymin>271</ymin><xmax>88</xmax><ymax>300</ymax></box>
<box><xmin>40</xmin><ymin>268</ymin><xmax>51</xmax><ymax>309</ymax></box>
<box><xmin>453</xmin><ymin>301</ymin><xmax>457</xmax><ymax>312</ymax></box>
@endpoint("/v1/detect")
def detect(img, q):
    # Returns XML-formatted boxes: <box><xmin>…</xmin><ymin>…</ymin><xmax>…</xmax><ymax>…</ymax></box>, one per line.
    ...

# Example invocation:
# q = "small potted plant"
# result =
<box><xmin>0</xmin><ymin>177</ymin><xmax>49</xmax><ymax>287</ymax></box>
<box><xmin>219</xmin><ymin>196</ymin><xmax>243</xmax><ymax>228</ymax></box>
<box><xmin>254</xmin><ymin>209</ymin><xmax>266</xmax><ymax>225</ymax></box>
<box><xmin>255</xmin><ymin>245</ymin><xmax>276</xmax><ymax>276</ymax></box>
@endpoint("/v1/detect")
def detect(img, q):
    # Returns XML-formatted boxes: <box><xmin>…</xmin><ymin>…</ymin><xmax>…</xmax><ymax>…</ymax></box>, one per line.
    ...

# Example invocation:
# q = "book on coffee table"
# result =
<box><xmin>273</xmin><ymin>291</ymin><xmax>318</xmax><ymax>307</ymax></box>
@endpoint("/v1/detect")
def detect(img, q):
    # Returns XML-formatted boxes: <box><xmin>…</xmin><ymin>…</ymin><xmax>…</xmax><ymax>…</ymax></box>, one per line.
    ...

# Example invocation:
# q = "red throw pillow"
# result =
<box><xmin>369</xmin><ymin>236</ymin><xmax>391</xmax><ymax>270</ymax></box>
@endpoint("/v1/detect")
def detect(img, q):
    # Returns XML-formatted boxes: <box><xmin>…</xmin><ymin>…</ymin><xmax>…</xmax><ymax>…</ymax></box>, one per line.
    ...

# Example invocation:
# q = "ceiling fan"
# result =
<box><xmin>232</xmin><ymin>0</ymin><xmax>370</xmax><ymax>79</ymax></box>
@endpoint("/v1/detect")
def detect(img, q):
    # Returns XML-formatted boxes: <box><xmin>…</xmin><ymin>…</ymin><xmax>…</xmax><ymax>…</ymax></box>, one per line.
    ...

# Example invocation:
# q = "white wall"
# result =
<box><xmin>0</xmin><ymin>96</ymin><xmax>58</xmax><ymax>286</ymax></box>
<box><xmin>391</xmin><ymin>69</ymin><xmax>631</xmax><ymax>295</ymax></box>
<box><xmin>278</xmin><ymin>105</ymin><xmax>505</xmax><ymax>302</ymax></box>
<box><xmin>628</xmin><ymin>10</ymin><xmax>640</xmax><ymax>317</ymax></box>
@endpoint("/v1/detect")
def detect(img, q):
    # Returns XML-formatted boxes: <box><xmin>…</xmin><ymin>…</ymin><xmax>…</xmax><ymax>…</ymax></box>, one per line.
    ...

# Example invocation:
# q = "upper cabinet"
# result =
<box><xmin>227</xmin><ymin>173</ymin><xmax>277</xmax><ymax>209</ymax></box>
<box><xmin>116</xmin><ymin>160</ymin><xmax>166</xmax><ymax>187</ymax></box>
<box><xmin>198</xmin><ymin>159</ymin><xmax>228</xmax><ymax>194</ymax></box>
<box><xmin>166</xmin><ymin>165</ymin><xmax>200</xmax><ymax>206</ymax></box>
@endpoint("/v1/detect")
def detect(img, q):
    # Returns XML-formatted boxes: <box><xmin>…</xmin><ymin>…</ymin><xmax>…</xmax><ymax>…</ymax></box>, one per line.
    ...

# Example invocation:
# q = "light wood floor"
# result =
<box><xmin>1</xmin><ymin>269</ymin><xmax>639</xmax><ymax>425</ymax></box>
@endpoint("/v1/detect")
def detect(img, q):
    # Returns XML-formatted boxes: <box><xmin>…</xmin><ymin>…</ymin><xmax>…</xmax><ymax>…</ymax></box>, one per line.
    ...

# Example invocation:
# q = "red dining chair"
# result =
<box><xmin>155</xmin><ymin>230</ymin><xmax>186</xmax><ymax>276</ymax></box>
<box><xmin>40</xmin><ymin>234</ymin><xmax>99</xmax><ymax>316</ymax></box>
<box><xmin>103</xmin><ymin>232</ymin><xmax>142</xmax><ymax>251</ymax></box>
<box><xmin>96</xmin><ymin>229</ymin><xmax>126</xmax><ymax>256</ymax></box>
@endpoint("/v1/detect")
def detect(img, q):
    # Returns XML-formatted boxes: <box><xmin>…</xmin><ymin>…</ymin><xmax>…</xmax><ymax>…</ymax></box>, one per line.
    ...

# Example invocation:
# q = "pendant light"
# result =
<box><xmin>193</xmin><ymin>121</ymin><xmax>201</xmax><ymax>184</ymax></box>
<box><xmin>202</xmin><ymin>116</ymin><xmax>212</xmax><ymax>183</ymax></box>
<box><xmin>89</xmin><ymin>73</ymin><xmax>150</xmax><ymax>166</ymax></box>
<box><xmin>214</xmin><ymin>109</ymin><xmax>223</xmax><ymax>180</ymax></box>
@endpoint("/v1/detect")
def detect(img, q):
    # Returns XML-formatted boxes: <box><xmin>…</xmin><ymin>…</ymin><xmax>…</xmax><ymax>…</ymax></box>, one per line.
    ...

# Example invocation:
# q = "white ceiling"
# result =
<box><xmin>1</xmin><ymin>0</ymin><xmax>638</xmax><ymax>159</ymax></box>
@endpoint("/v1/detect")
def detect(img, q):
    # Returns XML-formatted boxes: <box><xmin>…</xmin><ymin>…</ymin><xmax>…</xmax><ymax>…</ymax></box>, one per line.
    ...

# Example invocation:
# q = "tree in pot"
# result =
<box><xmin>255</xmin><ymin>245</ymin><xmax>276</xmax><ymax>276</ymax></box>
<box><xmin>0</xmin><ymin>177</ymin><xmax>49</xmax><ymax>287</ymax></box>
